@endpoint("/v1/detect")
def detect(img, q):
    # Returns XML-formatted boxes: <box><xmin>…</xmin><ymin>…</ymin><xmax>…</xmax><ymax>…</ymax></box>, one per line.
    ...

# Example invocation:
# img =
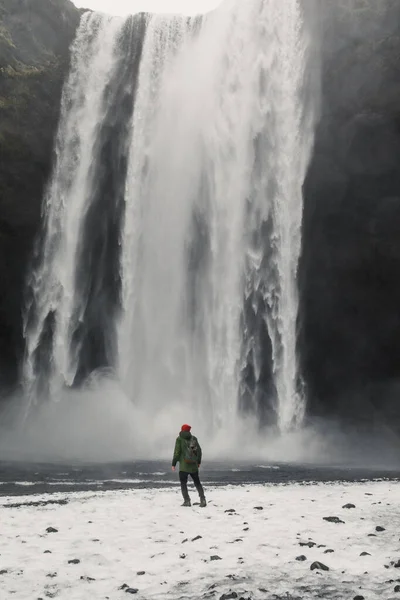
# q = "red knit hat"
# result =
<box><xmin>181</xmin><ymin>424</ymin><xmax>191</xmax><ymax>432</ymax></box>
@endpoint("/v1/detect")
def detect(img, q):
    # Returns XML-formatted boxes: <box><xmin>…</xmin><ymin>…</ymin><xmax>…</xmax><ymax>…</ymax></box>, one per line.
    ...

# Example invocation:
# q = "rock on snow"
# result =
<box><xmin>0</xmin><ymin>481</ymin><xmax>399</xmax><ymax>599</ymax></box>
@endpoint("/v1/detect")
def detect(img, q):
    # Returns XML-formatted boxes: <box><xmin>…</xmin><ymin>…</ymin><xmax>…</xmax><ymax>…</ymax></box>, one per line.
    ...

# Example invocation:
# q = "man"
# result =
<box><xmin>172</xmin><ymin>424</ymin><xmax>206</xmax><ymax>507</ymax></box>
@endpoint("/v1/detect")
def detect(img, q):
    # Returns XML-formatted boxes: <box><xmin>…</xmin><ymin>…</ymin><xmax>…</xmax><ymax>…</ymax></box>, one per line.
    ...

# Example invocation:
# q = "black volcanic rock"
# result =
<box><xmin>310</xmin><ymin>561</ymin><xmax>329</xmax><ymax>571</ymax></box>
<box><xmin>323</xmin><ymin>516</ymin><xmax>345</xmax><ymax>524</ymax></box>
<box><xmin>0</xmin><ymin>0</ymin><xmax>80</xmax><ymax>389</ymax></box>
<box><xmin>300</xmin><ymin>0</ymin><xmax>400</xmax><ymax>430</ymax></box>
<box><xmin>45</xmin><ymin>526</ymin><xmax>58</xmax><ymax>533</ymax></box>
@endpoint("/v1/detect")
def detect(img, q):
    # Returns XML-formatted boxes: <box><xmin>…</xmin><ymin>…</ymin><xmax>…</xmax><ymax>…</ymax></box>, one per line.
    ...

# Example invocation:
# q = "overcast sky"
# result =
<box><xmin>72</xmin><ymin>0</ymin><xmax>223</xmax><ymax>16</ymax></box>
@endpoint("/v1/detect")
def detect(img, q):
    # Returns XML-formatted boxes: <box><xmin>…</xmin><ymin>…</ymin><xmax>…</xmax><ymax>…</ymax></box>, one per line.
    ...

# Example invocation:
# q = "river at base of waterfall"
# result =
<box><xmin>0</xmin><ymin>480</ymin><xmax>399</xmax><ymax>600</ymax></box>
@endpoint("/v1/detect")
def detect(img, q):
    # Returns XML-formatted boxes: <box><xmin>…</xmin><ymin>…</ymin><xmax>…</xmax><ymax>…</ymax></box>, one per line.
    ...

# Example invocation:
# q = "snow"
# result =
<box><xmin>0</xmin><ymin>480</ymin><xmax>399</xmax><ymax>599</ymax></box>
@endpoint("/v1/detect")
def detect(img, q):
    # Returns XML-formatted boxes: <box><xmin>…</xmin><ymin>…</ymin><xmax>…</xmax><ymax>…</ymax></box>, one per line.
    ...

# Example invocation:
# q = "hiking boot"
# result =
<box><xmin>200</xmin><ymin>498</ymin><xmax>207</xmax><ymax>508</ymax></box>
<box><xmin>182</xmin><ymin>499</ymin><xmax>191</xmax><ymax>507</ymax></box>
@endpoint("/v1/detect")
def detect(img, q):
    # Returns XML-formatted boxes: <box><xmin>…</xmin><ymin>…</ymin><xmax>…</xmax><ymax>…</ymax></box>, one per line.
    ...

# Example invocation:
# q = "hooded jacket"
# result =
<box><xmin>172</xmin><ymin>430</ymin><xmax>202</xmax><ymax>473</ymax></box>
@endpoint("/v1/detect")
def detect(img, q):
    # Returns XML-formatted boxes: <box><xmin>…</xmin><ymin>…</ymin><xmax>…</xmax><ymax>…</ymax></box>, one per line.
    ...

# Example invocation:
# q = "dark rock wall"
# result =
<box><xmin>0</xmin><ymin>0</ymin><xmax>79</xmax><ymax>388</ymax></box>
<box><xmin>300</xmin><ymin>0</ymin><xmax>400</xmax><ymax>427</ymax></box>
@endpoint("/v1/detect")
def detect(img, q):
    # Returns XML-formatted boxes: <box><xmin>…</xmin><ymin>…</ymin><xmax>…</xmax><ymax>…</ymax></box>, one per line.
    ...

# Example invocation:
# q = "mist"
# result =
<box><xmin>0</xmin><ymin>373</ymin><xmax>399</xmax><ymax>469</ymax></box>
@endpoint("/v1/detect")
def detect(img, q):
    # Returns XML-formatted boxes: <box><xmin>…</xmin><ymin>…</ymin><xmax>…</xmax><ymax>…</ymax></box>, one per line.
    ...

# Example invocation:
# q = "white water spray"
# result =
<box><xmin>244</xmin><ymin>0</ymin><xmax>316</xmax><ymax>431</ymax></box>
<box><xmin>23</xmin><ymin>13</ymin><xmax>125</xmax><ymax>403</ymax></box>
<box><xmin>118</xmin><ymin>0</ymin><xmax>316</xmax><ymax>435</ymax></box>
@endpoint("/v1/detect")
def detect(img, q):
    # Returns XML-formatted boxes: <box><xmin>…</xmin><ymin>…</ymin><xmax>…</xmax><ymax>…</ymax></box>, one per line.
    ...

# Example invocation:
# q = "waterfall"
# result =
<box><xmin>23</xmin><ymin>12</ymin><xmax>146</xmax><ymax>404</ymax></box>
<box><xmin>240</xmin><ymin>1</ymin><xmax>317</xmax><ymax>431</ymax></box>
<box><xmin>23</xmin><ymin>0</ymin><xmax>317</xmax><ymax>436</ymax></box>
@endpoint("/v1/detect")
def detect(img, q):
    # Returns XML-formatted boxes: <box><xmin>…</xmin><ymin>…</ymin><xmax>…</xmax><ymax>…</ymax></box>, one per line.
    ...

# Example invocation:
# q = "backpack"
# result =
<box><xmin>183</xmin><ymin>436</ymin><xmax>199</xmax><ymax>464</ymax></box>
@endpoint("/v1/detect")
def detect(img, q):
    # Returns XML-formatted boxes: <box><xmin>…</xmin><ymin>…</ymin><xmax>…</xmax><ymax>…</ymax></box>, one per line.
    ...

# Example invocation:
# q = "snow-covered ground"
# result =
<box><xmin>1</xmin><ymin>481</ymin><xmax>399</xmax><ymax>599</ymax></box>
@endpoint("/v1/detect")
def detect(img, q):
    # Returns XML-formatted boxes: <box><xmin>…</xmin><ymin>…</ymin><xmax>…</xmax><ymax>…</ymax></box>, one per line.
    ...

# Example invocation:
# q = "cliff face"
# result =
<box><xmin>301</xmin><ymin>0</ymin><xmax>400</xmax><ymax>428</ymax></box>
<box><xmin>0</xmin><ymin>0</ymin><xmax>79</xmax><ymax>387</ymax></box>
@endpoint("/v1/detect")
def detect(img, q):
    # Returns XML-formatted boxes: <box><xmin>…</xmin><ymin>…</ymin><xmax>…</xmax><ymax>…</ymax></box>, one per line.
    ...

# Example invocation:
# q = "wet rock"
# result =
<box><xmin>300</xmin><ymin>541</ymin><xmax>316</xmax><ymax>548</ymax></box>
<box><xmin>46</xmin><ymin>527</ymin><xmax>58</xmax><ymax>534</ymax></box>
<box><xmin>360</xmin><ymin>552</ymin><xmax>371</xmax><ymax>556</ymax></box>
<box><xmin>310</xmin><ymin>561</ymin><xmax>329</xmax><ymax>571</ymax></box>
<box><xmin>376</xmin><ymin>526</ymin><xmax>386</xmax><ymax>532</ymax></box>
<box><xmin>323</xmin><ymin>516</ymin><xmax>344</xmax><ymax>524</ymax></box>
<box><xmin>296</xmin><ymin>555</ymin><xmax>307</xmax><ymax>561</ymax></box>
<box><xmin>6</xmin><ymin>499</ymin><xmax>68</xmax><ymax>509</ymax></box>
<box><xmin>210</xmin><ymin>555</ymin><xmax>222</xmax><ymax>561</ymax></box>
<box><xmin>67</xmin><ymin>559</ymin><xmax>80</xmax><ymax>565</ymax></box>
<box><xmin>192</xmin><ymin>535</ymin><xmax>202</xmax><ymax>542</ymax></box>
<box><xmin>343</xmin><ymin>503</ymin><xmax>356</xmax><ymax>509</ymax></box>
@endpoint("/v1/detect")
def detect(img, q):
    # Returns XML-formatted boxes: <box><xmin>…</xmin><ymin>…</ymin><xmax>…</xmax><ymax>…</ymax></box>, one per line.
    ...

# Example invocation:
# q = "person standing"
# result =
<box><xmin>172</xmin><ymin>424</ymin><xmax>206</xmax><ymax>507</ymax></box>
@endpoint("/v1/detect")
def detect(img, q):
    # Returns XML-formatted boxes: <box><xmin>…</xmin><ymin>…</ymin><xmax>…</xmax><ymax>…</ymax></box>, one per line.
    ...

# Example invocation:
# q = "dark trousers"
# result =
<box><xmin>179</xmin><ymin>470</ymin><xmax>205</xmax><ymax>501</ymax></box>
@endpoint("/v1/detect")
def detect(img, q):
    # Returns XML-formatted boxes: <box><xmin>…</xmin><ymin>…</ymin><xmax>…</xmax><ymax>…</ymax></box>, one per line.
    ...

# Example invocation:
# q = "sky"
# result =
<box><xmin>72</xmin><ymin>0</ymin><xmax>223</xmax><ymax>16</ymax></box>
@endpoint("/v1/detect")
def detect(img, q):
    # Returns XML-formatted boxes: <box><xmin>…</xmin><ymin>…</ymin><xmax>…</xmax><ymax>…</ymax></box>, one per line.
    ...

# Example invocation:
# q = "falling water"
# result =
<box><xmin>23</xmin><ymin>12</ymin><xmax>146</xmax><ymax>404</ymax></box>
<box><xmin>118</xmin><ymin>0</ymin><xmax>316</xmax><ymax>434</ymax></box>
<box><xmin>23</xmin><ymin>0</ymin><xmax>317</xmax><ymax>437</ymax></box>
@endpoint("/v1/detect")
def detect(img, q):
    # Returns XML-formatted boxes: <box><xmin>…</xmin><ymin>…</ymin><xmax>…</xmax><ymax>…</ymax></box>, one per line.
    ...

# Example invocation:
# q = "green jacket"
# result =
<box><xmin>172</xmin><ymin>431</ymin><xmax>202</xmax><ymax>473</ymax></box>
